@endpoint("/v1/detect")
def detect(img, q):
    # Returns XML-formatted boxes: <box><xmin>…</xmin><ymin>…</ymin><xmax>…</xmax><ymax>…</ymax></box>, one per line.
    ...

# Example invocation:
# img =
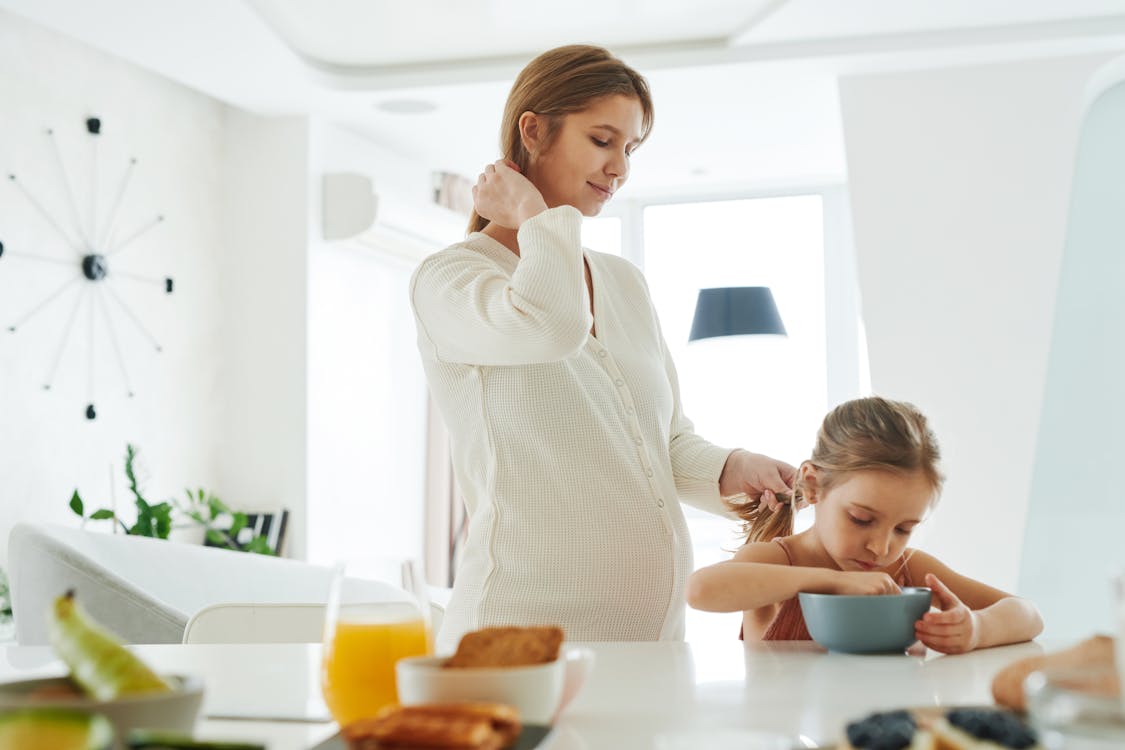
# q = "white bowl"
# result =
<box><xmin>0</xmin><ymin>674</ymin><xmax>203</xmax><ymax>748</ymax></box>
<box><xmin>396</xmin><ymin>648</ymin><xmax>594</xmax><ymax>725</ymax></box>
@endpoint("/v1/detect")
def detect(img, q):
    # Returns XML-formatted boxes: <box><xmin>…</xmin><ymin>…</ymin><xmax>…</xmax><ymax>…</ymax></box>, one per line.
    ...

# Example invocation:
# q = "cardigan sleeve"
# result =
<box><xmin>410</xmin><ymin>206</ymin><xmax>593</xmax><ymax>366</ymax></box>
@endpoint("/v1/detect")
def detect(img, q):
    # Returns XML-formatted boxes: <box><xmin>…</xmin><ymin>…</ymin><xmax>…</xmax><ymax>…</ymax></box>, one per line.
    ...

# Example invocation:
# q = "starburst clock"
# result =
<box><xmin>2</xmin><ymin>116</ymin><xmax>173</xmax><ymax>420</ymax></box>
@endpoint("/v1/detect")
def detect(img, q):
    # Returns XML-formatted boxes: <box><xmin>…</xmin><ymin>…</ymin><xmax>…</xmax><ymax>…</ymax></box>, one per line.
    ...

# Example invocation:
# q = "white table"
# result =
<box><xmin>1</xmin><ymin>639</ymin><xmax>1051</xmax><ymax>749</ymax></box>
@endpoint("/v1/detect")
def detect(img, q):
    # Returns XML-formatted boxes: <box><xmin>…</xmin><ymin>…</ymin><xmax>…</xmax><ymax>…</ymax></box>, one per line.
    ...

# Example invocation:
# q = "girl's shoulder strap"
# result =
<box><xmin>896</xmin><ymin>548</ymin><xmax>919</xmax><ymax>587</ymax></box>
<box><xmin>772</xmin><ymin>536</ymin><xmax>796</xmax><ymax>565</ymax></box>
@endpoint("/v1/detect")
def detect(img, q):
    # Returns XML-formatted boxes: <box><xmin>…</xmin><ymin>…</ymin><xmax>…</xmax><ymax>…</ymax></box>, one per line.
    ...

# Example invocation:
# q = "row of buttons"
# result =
<box><xmin>591</xmin><ymin>342</ymin><xmax>671</xmax><ymax>526</ymax></box>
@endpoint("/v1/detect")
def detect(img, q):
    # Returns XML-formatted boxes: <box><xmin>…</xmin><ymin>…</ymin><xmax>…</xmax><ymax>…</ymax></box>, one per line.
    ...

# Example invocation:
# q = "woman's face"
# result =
<box><xmin>526</xmin><ymin>94</ymin><xmax>644</xmax><ymax>217</ymax></box>
<box><xmin>810</xmin><ymin>468</ymin><xmax>934</xmax><ymax>572</ymax></box>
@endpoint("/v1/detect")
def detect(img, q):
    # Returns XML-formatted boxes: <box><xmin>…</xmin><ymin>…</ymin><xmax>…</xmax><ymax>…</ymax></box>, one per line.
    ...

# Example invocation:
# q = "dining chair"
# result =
<box><xmin>182</xmin><ymin>600</ymin><xmax>446</xmax><ymax>644</ymax></box>
<box><xmin>183</xmin><ymin>602</ymin><xmax>327</xmax><ymax>644</ymax></box>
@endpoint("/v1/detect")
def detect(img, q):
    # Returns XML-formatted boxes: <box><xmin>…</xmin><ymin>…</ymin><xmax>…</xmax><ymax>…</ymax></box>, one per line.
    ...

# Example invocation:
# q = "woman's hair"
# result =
<box><xmin>467</xmin><ymin>44</ymin><xmax>654</xmax><ymax>234</ymax></box>
<box><xmin>730</xmin><ymin>396</ymin><xmax>945</xmax><ymax>544</ymax></box>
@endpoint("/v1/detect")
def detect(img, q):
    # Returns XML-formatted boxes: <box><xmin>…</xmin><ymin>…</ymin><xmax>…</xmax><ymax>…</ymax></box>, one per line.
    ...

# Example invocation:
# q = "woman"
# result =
<box><xmin>410</xmin><ymin>45</ymin><xmax>795</xmax><ymax>652</ymax></box>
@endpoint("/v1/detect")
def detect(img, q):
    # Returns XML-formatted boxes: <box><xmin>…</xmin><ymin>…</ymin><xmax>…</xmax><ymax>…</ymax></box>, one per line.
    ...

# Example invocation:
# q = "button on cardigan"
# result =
<box><xmin>410</xmin><ymin>206</ymin><xmax>735</xmax><ymax>652</ymax></box>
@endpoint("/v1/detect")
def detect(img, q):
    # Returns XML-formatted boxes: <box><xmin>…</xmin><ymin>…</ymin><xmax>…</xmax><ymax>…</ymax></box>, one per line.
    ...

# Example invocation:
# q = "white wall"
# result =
<box><xmin>839</xmin><ymin>53</ymin><xmax>1117</xmax><ymax>595</ymax></box>
<box><xmin>217</xmin><ymin>110</ymin><xmax>310</xmax><ymax>559</ymax></box>
<box><xmin>0</xmin><ymin>10</ymin><xmax>227</xmax><ymax>561</ymax></box>
<box><xmin>0</xmin><ymin>10</ymin><xmax>441</xmax><ymax>570</ymax></box>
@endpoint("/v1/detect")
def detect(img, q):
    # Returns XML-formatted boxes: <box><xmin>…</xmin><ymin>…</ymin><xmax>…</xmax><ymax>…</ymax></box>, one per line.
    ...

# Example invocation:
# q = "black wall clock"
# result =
<box><xmin>2</xmin><ymin>115</ymin><xmax>173</xmax><ymax>420</ymax></box>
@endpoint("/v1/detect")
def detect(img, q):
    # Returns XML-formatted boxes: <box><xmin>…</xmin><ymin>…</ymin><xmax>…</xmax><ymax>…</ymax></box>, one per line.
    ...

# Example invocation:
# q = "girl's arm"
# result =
<box><xmin>906</xmin><ymin>550</ymin><xmax>1044</xmax><ymax>653</ymax></box>
<box><xmin>686</xmin><ymin>542</ymin><xmax>900</xmax><ymax>613</ymax></box>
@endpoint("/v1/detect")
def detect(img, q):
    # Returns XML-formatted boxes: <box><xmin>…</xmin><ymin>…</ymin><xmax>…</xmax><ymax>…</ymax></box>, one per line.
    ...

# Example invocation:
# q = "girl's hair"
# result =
<box><xmin>730</xmin><ymin>396</ymin><xmax>944</xmax><ymax>544</ymax></box>
<box><xmin>467</xmin><ymin>44</ymin><xmax>655</xmax><ymax>234</ymax></box>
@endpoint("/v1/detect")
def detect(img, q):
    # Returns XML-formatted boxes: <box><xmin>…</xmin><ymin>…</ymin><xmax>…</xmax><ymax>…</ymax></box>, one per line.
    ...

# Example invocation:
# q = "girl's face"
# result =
<box><xmin>525</xmin><ymin>94</ymin><xmax>643</xmax><ymax>217</ymax></box>
<box><xmin>809</xmin><ymin>468</ymin><xmax>934</xmax><ymax>572</ymax></box>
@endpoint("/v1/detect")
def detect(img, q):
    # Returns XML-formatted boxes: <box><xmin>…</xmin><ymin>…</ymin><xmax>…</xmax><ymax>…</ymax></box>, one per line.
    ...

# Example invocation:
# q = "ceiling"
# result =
<box><xmin>4</xmin><ymin>0</ymin><xmax>1125</xmax><ymax>197</ymax></box>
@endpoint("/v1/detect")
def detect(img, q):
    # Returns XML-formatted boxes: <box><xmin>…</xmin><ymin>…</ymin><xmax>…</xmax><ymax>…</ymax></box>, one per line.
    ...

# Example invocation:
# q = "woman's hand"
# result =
<box><xmin>915</xmin><ymin>573</ymin><xmax>981</xmax><ymax>654</ymax></box>
<box><xmin>718</xmin><ymin>449</ymin><xmax>797</xmax><ymax>510</ymax></box>
<box><xmin>831</xmin><ymin>571</ymin><xmax>901</xmax><ymax>596</ymax></box>
<box><xmin>472</xmin><ymin>159</ymin><xmax>548</xmax><ymax>229</ymax></box>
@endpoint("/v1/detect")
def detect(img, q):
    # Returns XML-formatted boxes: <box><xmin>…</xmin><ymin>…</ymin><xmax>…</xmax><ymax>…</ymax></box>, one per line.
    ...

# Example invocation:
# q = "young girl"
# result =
<box><xmin>686</xmin><ymin>396</ymin><xmax>1043</xmax><ymax>654</ymax></box>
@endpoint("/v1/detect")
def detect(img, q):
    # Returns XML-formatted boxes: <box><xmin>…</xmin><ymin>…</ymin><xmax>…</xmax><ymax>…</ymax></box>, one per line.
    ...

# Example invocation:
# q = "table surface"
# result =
<box><xmin>0</xmin><ymin>639</ymin><xmax>1055</xmax><ymax>749</ymax></box>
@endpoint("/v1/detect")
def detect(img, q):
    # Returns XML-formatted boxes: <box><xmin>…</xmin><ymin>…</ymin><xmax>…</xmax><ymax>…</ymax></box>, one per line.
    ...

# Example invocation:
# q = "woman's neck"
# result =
<box><xmin>481</xmin><ymin>223</ymin><xmax>520</xmax><ymax>257</ymax></box>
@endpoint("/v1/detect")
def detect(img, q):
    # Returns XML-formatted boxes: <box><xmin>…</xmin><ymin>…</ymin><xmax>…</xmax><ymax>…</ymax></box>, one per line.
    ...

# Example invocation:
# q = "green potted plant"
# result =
<box><xmin>69</xmin><ymin>444</ymin><xmax>277</xmax><ymax>555</ymax></box>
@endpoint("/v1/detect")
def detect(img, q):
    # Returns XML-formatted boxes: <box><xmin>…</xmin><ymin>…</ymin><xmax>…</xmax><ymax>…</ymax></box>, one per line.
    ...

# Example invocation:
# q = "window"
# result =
<box><xmin>307</xmin><ymin>242</ymin><xmax>428</xmax><ymax>567</ymax></box>
<box><xmin>581</xmin><ymin>216</ymin><xmax>622</xmax><ymax>256</ymax></box>
<box><xmin>641</xmin><ymin>192</ymin><xmax>860</xmax><ymax>644</ymax></box>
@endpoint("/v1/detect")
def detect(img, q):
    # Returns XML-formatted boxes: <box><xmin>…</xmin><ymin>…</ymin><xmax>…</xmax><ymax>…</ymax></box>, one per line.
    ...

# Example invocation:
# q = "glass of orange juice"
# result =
<box><xmin>321</xmin><ymin>558</ymin><xmax>432</xmax><ymax>727</ymax></box>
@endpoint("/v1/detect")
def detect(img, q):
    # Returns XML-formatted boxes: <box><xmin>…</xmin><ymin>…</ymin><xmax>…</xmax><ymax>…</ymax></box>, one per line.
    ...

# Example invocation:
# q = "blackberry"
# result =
<box><xmin>845</xmin><ymin>710</ymin><xmax>917</xmax><ymax>750</ymax></box>
<box><xmin>946</xmin><ymin>708</ymin><xmax>1038</xmax><ymax>748</ymax></box>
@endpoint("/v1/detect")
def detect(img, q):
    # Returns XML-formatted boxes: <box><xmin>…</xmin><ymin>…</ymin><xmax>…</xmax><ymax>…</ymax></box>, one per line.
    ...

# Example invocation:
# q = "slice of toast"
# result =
<box><xmin>342</xmin><ymin>702</ymin><xmax>521</xmax><ymax>750</ymax></box>
<box><xmin>444</xmin><ymin>626</ymin><xmax>564</xmax><ymax>669</ymax></box>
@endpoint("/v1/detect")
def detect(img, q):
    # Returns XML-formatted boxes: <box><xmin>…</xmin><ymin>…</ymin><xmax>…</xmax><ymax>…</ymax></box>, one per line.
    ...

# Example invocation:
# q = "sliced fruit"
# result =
<box><xmin>0</xmin><ymin>708</ymin><xmax>113</xmax><ymax>750</ymax></box>
<box><xmin>48</xmin><ymin>590</ymin><xmax>171</xmax><ymax>700</ymax></box>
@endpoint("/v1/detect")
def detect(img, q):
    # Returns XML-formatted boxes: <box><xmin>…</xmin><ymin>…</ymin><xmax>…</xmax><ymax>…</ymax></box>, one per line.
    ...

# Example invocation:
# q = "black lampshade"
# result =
<box><xmin>688</xmin><ymin>286</ymin><xmax>787</xmax><ymax>342</ymax></box>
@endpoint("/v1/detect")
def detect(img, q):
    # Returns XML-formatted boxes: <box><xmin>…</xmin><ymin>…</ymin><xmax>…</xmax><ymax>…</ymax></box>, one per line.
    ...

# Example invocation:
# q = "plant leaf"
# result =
<box><xmin>69</xmin><ymin>491</ymin><xmax>84</xmax><ymax>517</ymax></box>
<box><xmin>228</xmin><ymin>513</ymin><xmax>247</xmax><ymax>538</ymax></box>
<box><xmin>152</xmin><ymin>502</ymin><xmax>173</xmax><ymax>539</ymax></box>
<box><xmin>244</xmin><ymin>536</ymin><xmax>275</xmax><ymax>556</ymax></box>
<box><xmin>90</xmin><ymin>509</ymin><xmax>116</xmax><ymax>520</ymax></box>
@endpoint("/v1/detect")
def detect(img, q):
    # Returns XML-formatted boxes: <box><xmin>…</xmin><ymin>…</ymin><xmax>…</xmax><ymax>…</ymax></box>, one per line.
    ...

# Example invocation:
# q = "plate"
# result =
<box><xmin>309</xmin><ymin>723</ymin><xmax>553</xmax><ymax>750</ymax></box>
<box><xmin>0</xmin><ymin>673</ymin><xmax>204</xmax><ymax>741</ymax></box>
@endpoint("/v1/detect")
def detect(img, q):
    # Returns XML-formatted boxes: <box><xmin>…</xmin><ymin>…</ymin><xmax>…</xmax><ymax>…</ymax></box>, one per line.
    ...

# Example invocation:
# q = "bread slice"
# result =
<box><xmin>444</xmin><ymin>626</ymin><xmax>564</xmax><ymax>669</ymax></box>
<box><xmin>929</xmin><ymin>708</ymin><xmax>1041</xmax><ymax>750</ymax></box>
<box><xmin>840</xmin><ymin>709</ymin><xmax>937</xmax><ymax>750</ymax></box>
<box><xmin>342</xmin><ymin>702</ymin><xmax>521</xmax><ymax>750</ymax></box>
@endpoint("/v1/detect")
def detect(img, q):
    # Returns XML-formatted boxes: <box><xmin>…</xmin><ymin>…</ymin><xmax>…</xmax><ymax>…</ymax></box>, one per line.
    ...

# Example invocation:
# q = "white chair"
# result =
<box><xmin>183</xmin><ymin>603</ymin><xmax>328</xmax><ymax>644</ymax></box>
<box><xmin>182</xmin><ymin>598</ymin><xmax>445</xmax><ymax>647</ymax></box>
<box><xmin>183</xmin><ymin>600</ymin><xmax>446</xmax><ymax>644</ymax></box>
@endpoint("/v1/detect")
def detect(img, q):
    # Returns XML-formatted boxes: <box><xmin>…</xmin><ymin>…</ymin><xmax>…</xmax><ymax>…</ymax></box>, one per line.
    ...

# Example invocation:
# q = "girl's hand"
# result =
<box><xmin>915</xmin><ymin>573</ymin><xmax>981</xmax><ymax>654</ymax></box>
<box><xmin>719</xmin><ymin>450</ymin><xmax>797</xmax><ymax>511</ymax></box>
<box><xmin>831</xmin><ymin>571</ymin><xmax>901</xmax><ymax>596</ymax></box>
<box><xmin>472</xmin><ymin>159</ymin><xmax>548</xmax><ymax>229</ymax></box>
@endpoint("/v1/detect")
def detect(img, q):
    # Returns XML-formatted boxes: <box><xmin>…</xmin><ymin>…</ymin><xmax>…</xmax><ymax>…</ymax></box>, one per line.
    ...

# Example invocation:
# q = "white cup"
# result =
<box><xmin>396</xmin><ymin>647</ymin><xmax>594</xmax><ymax>725</ymax></box>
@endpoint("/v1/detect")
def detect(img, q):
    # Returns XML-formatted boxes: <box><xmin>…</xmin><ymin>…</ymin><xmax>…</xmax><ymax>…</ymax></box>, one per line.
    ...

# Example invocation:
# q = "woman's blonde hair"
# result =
<box><xmin>467</xmin><ymin>44</ymin><xmax>655</xmax><ymax>234</ymax></box>
<box><xmin>730</xmin><ymin>396</ymin><xmax>944</xmax><ymax>544</ymax></box>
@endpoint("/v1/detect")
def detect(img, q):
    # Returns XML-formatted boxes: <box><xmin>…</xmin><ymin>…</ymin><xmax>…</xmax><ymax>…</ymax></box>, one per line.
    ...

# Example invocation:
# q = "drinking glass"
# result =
<box><xmin>320</xmin><ymin>557</ymin><xmax>433</xmax><ymax>727</ymax></box>
<box><xmin>1116</xmin><ymin>572</ymin><xmax>1125</xmax><ymax>716</ymax></box>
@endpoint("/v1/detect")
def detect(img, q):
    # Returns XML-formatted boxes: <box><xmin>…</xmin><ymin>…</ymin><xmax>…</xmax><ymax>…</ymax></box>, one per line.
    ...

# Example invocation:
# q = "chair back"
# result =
<box><xmin>183</xmin><ymin>600</ymin><xmax>446</xmax><ymax>643</ymax></box>
<box><xmin>183</xmin><ymin>603</ymin><xmax>327</xmax><ymax>643</ymax></box>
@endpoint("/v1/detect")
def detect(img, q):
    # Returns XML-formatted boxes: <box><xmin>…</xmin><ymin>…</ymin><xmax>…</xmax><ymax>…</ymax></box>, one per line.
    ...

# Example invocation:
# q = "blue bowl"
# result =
<box><xmin>798</xmin><ymin>586</ymin><xmax>933</xmax><ymax>654</ymax></box>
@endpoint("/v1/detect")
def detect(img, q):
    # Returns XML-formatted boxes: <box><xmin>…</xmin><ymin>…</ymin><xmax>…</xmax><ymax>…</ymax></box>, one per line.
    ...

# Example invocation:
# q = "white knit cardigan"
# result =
<box><xmin>410</xmin><ymin>206</ymin><xmax>734</xmax><ymax>652</ymax></box>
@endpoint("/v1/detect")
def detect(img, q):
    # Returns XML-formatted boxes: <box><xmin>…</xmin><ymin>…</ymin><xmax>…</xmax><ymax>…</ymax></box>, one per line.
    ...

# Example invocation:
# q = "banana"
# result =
<box><xmin>48</xmin><ymin>590</ymin><xmax>172</xmax><ymax>700</ymax></box>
